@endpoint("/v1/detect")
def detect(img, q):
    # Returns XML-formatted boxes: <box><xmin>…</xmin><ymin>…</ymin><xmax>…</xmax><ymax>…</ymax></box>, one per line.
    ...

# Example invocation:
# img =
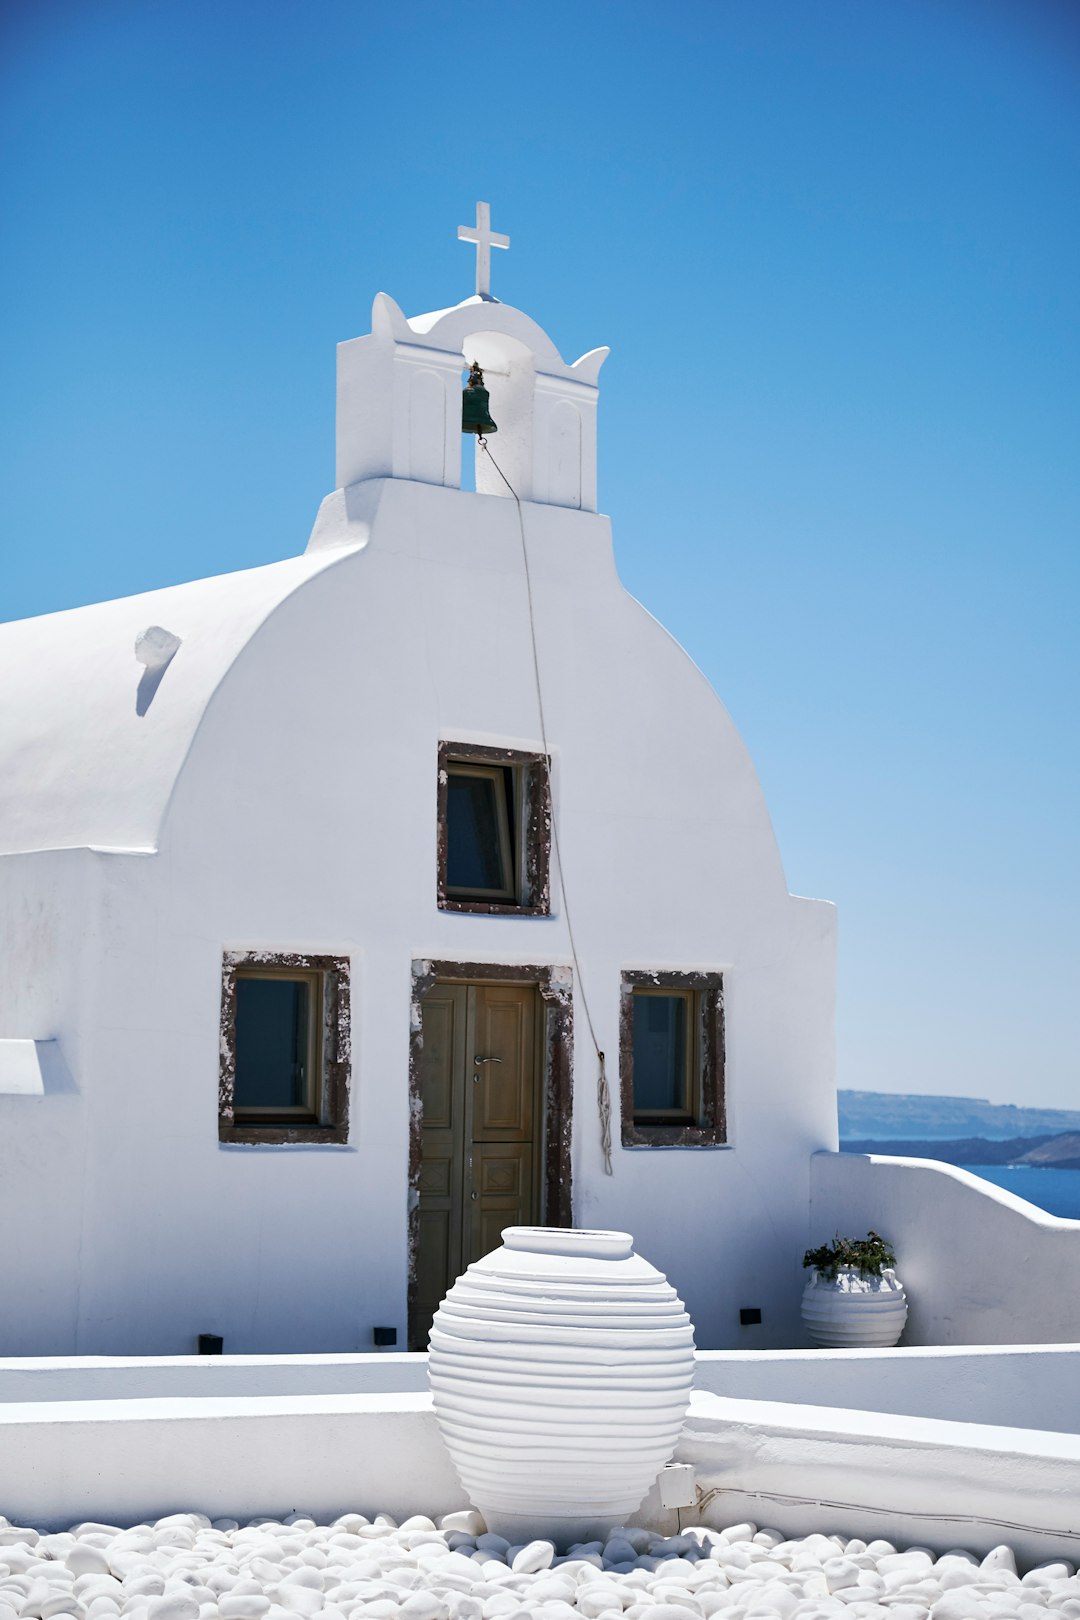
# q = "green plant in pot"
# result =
<box><xmin>801</xmin><ymin>1229</ymin><xmax>908</xmax><ymax>1347</ymax></box>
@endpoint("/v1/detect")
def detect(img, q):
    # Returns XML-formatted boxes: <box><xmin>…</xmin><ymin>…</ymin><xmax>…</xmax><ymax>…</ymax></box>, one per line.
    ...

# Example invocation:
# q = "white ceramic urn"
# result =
<box><xmin>428</xmin><ymin>1226</ymin><xmax>696</xmax><ymax>1545</ymax></box>
<box><xmin>801</xmin><ymin>1266</ymin><xmax>909</xmax><ymax>1347</ymax></box>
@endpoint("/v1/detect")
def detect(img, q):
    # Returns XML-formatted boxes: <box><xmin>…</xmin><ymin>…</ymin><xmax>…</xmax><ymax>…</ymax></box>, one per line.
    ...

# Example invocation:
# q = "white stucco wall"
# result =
<box><xmin>0</xmin><ymin>849</ymin><xmax>99</xmax><ymax>1350</ymax></box>
<box><xmin>811</xmin><ymin>1151</ymin><xmax>1080</xmax><ymax>1344</ymax></box>
<box><xmin>0</xmin><ymin>1354</ymin><xmax>430</xmax><ymax>1403</ymax></box>
<box><xmin>0</xmin><ymin>297</ymin><xmax>837</xmax><ymax>1357</ymax></box>
<box><xmin>0</xmin><ymin>1392</ymin><xmax>466</xmax><ymax>1533</ymax></box>
<box><xmin>0</xmin><ymin>478</ymin><xmax>836</xmax><ymax>1355</ymax></box>
<box><xmin>6</xmin><ymin>1345</ymin><xmax>1077</xmax><ymax>1433</ymax></box>
<box><xmin>694</xmin><ymin>1345</ymin><xmax>1080</xmax><ymax>1433</ymax></box>
<box><xmin>3</xmin><ymin>1361</ymin><xmax>1078</xmax><ymax>1566</ymax></box>
<box><xmin>661</xmin><ymin>1390</ymin><xmax>1080</xmax><ymax>1570</ymax></box>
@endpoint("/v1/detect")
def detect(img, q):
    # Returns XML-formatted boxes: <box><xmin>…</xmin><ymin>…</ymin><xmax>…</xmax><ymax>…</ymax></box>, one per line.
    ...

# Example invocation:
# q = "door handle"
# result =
<box><xmin>473</xmin><ymin>1055</ymin><xmax>503</xmax><ymax>1065</ymax></box>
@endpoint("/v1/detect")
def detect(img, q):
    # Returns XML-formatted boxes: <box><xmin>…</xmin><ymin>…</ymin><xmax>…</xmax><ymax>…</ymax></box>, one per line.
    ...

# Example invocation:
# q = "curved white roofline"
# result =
<box><xmin>373</xmin><ymin>292</ymin><xmax>609</xmax><ymax>385</ymax></box>
<box><xmin>3</xmin><ymin>290</ymin><xmax>612</xmax><ymax>859</ymax></box>
<box><xmin>0</xmin><ymin>546</ymin><xmax>361</xmax><ymax>857</ymax></box>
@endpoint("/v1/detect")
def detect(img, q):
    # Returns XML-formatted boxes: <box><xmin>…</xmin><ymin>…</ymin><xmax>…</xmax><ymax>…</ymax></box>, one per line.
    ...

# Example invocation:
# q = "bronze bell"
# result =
<box><xmin>462</xmin><ymin>360</ymin><xmax>497</xmax><ymax>435</ymax></box>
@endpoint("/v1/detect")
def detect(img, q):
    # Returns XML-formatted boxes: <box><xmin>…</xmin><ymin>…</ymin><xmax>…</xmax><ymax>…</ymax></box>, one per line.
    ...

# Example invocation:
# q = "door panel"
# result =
<box><xmin>473</xmin><ymin>987</ymin><xmax>536</xmax><ymax>1138</ymax></box>
<box><xmin>414</xmin><ymin>986</ymin><xmax>468</xmax><ymax>1346</ymax></box>
<box><xmin>419</xmin><ymin>995</ymin><xmax>458</xmax><ymax>1131</ymax></box>
<box><xmin>415</xmin><ymin>981</ymin><xmax>540</xmax><ymax>1348</ymax></box>
<box><xmin>471</xmin><ymin>1140</ymin><xmax>534</xmax><ymax>1261</ymax></box>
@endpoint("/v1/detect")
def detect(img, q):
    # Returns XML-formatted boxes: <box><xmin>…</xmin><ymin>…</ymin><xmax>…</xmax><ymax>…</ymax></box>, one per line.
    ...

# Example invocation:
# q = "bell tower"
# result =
<box><xmin>333</xmin><ymin>205</ymin><xmax>609</xmax><ymax>512</ymax></box>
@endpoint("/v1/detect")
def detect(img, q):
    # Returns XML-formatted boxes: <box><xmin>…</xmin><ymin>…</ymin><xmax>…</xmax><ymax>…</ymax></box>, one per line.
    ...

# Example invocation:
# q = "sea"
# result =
<box><xmin>958</xmin><ymin>1164</ymin><xmax>1080</xmax><ymax>1220</ymax></box>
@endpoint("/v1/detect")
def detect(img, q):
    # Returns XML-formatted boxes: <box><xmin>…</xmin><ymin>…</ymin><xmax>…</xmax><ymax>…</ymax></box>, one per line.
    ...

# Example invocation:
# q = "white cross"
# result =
<box><xmin>457</xmin><ymin>201</ymin><xmax>509</xmax><ymax>299</ymax></box>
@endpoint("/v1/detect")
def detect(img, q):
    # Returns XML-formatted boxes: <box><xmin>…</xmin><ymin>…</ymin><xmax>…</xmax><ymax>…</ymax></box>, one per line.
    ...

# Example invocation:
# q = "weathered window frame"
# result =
<box><xmin>219</xmin><ymin>951</ymin><xmax>351</xmax><ymax>1145</ymax></box>
<box><xmin>437</xmin><ymin>742</ymin><xmax>551</xmax><ymax>915</ymax></box>
<box><xmin>619</xmin><ymin>969</ymin><xmax>726</xmax><ymax>1148</ymax></box>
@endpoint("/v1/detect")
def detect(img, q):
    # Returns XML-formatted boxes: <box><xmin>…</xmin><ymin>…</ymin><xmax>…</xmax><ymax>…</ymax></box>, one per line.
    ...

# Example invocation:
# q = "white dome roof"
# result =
<box><xmin>0</xmin><ymin>546</ymin><xmax>356</xmax><ymax>856</ymax></box>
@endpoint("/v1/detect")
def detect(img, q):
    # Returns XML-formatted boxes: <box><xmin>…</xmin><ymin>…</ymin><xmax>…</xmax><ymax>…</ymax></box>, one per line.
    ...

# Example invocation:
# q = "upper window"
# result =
<box><xmin>437</xmin><ymin>743</ymin><xmax>551</xmax><ymax>915</ymax></box>
<box><xmin>219</xmin><ymin>952</ymin><xmax>351</xmax><ymax>1144</ymax></box>
<box><xmin>619</xmin><ymin>970</ymin><xmax>726</xmax><ymax>1147</ymax></box>
<box><xmin>445</xmin><ymin>763</ymin><xmax>516</xmax><ymax>901</ymax></box>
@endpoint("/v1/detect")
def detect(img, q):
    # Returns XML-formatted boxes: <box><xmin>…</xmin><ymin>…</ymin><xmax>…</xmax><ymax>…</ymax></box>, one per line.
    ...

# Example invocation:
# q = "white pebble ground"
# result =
<box><xmin>1</xmin><ymin>1513</ymin><xmax>1076</xmax><ymax>1620</ymax></box>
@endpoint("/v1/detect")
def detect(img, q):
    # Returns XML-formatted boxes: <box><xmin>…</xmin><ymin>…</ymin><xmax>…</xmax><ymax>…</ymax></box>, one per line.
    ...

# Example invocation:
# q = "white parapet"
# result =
<box><xmin>810</xmin><ymin>1150</ymin><xmax>1080</xmax><ymax>1345</ymax></box>
<box><xmin>649</xmin><ymin>1389</ymin><xmax>1080</xmax><ymax>1571</ymax></box>
<box><xmin>692</xmin><ymin>1344</ymin><xmax>1080</xmax><ymax>1432</ymax></box>
<box><xmin>0</xmin><ymin>1391</ymin><xmax>466</xmax><ymax>1532</ymax></box>
<box><xmin>3</xmin><ymin>1349</ymin><xmax>1080</xmax><ymax>1564</ymax></box>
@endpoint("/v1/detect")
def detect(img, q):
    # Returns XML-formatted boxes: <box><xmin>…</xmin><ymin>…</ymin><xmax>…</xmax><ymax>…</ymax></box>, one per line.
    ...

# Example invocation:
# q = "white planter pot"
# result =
<box><xmin>801</xmin><ymin>1265</ymin><xmax>909</xmax><ymax>1347</ymax></box>
<box><xmin>428</xmin><ymin>1226</ymin><xmax>696</xmax><ymax>1545</ymax></box>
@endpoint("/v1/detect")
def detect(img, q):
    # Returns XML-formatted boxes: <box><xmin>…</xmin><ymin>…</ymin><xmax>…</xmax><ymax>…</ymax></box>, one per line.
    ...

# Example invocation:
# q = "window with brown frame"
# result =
<box><xmin>619</xmin><ymin>970</ymin><xmax>726</xmax><ymax>1147</ymax></box>
<box><xmin>437</xmin><ymin>742</ymin><xmax>551</xmax><ymax>915</ymax></box>
<box><xmin>219</xmin><ymin>952</ymin><xmax>351</xmax><ymax>1144</ymax></box>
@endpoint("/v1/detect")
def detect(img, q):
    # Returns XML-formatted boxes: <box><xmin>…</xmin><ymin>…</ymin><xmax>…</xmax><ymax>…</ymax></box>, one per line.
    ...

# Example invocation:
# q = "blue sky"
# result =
<box><xmin>2</xmin><ymin>0</ymin><xmax>1077</xmax><ymax>1108</ymax></box>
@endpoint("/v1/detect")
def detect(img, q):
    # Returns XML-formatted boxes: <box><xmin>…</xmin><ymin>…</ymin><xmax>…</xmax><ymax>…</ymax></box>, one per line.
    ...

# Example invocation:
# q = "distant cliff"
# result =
<box><xmin>840</xmin><ymin>1129</ymin><xmax>1080</xmax><ymax>1170</ymax></box>
<box><xmin>1017</xmin><ymin>1133</ymin><xmax>1080</xmax><ymax>1170</ymax></box>
<box><xmin>838</xmin><ymin>1090</ymin><xmax>1080</xmax><ymax>1142</ymax></box>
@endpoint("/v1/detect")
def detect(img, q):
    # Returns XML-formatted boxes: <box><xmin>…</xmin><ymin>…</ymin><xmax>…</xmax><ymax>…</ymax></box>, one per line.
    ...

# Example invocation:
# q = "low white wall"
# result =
<box><xmin>642</xmin><ymin>1390</ymin><xmax>1080</xmax><ymax>1571</ymax></box>
<box><xmin>811</xmin><ymin>1150</ymin><xmax>1080</xmax><ymax>1345</ymax></box>
<box><xmin>4</xmin><ymin>1354</ymin><xmax>1080</xmax><ymax>1565</ymax></box>
<box><xmin>11</xmin><ymin>1348</ymin><xmax>1079</xmax><ymax>1434</ymax></box>
<box><xmin>695</xmin><ymin>1345</ymin><xmax>1080</xmax><ymax>1434</ymax></box>
<box><xmin>0</xmin><ymin>1352</ymin><xmax>429</xmax><ymax>1402</ymax></box>
<box><xmin>6</xmin><ymin>1384</ymin><xmax>1079</xmax><ymax>1570</ymax></box>
<box><xmin>0</xmin><ymin>1391</ymin><xmax>466</xmax><ymax>1532</ymax></box>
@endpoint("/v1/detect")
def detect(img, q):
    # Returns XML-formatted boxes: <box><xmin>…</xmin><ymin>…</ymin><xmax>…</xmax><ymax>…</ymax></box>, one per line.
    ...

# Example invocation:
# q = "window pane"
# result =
<box><xmin>235</xmin><ymin>978</ymin><xmax>310</xmax><ymax>1110</ymax></box>
<box><xmin>447</xmin><ymin>771</ymin><xmax>511</xmax><ymax>893</ymax></box>
<box><xmin>633</xmin><ymin>994</ymin><xmax>689</xmax><ymax>1114</ymax></box>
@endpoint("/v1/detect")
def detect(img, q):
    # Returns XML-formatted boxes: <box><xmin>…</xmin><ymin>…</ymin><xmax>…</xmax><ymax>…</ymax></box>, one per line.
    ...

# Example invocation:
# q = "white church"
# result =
<box><xmin>0</xmin><ymin>205</ymin><xmax>843</xmax><ymax>1356</ymax></box>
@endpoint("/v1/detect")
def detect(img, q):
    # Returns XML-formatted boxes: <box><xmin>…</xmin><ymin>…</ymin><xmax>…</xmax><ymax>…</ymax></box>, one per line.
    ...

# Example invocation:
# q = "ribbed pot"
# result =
<box><xmin>428</xmin><ymin>1226</ymin><xmax>696</xmax><ymax>1545</ymax></box>
<box><xmin>801</xmin><ymin>1266</ymin><xmax>909</xmax><ymax>1347</ymax></box>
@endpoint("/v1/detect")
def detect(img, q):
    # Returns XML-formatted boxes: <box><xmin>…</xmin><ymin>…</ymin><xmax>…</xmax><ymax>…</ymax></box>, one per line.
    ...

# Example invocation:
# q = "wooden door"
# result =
<box><xmin>414</xmin><ymin>981</ymin><xmax>540</xmax><ymax>1347</ymax></box>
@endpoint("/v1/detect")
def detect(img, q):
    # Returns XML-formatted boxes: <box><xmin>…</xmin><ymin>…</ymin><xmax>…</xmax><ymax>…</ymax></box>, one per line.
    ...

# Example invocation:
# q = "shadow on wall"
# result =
<box><xmin>136</xmin><ymin>665</ymin><xmax>169</xmax><ymax>716</ymax></box>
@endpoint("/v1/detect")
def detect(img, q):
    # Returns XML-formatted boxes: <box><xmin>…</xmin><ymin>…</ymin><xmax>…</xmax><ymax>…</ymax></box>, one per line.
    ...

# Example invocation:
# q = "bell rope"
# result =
<box><xmin>478</xmin><ymin>436</ymin><xmax>613</xmax><ymax>1177</ymax></box>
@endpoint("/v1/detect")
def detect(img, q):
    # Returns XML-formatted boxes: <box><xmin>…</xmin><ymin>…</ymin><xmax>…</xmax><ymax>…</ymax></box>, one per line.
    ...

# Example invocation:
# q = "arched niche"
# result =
<box><xmin>462</xmin><ymin>331</ymin><xmax>536</xmax><ymax>501</ymax></box>
<box><xmin>407</xmin><ymin>368</ymin><xmax>447</xmax><ymax>486</ymax></box>
<box><xmin>546</xmin><ymin>399</ymin><xmax>583</xmax><ymax>510</ymax></box>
